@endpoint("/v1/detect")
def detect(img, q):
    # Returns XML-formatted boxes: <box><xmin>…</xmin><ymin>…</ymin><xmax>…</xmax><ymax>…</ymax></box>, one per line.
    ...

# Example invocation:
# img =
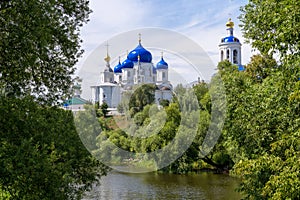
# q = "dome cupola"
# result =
<box><xmin>121</xmin><ymin>58</ymin><xmax>134</xmax><ymax>69</ymax></box>
<box><xmin>127</xmin><ymin>33</ymin><xmax>152</xmax><ymax>63</ymax></box>
<box><xmin>220</xmin><ymin>18</ymin><xmax>240</xmax><ymax>43</ymax></box>
<box><xmin>156</xmin><ymin>52</ymin><xmax>168</xmax><ymax>70</ymax></box>
<box><xmin>114</xmin><ymin>57</ymin><xmax>122</xmax><ymax>73</ymax></box>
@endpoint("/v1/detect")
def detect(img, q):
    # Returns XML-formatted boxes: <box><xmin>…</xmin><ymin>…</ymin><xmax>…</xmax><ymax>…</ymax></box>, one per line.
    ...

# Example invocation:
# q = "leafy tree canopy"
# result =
<box><xmin>240</xmin><ymin>0</ymin><xmax>300</xmax><ymax>60</ymax></box>
<box><xmin>0</xmin><ymin>0</ymin><xmax>91</xmax><ymax>104</ymax></box>
<box><xmin>0</xmin><ymin>97</ymin><xmax>108</xmax><ymax>199</ymax></box>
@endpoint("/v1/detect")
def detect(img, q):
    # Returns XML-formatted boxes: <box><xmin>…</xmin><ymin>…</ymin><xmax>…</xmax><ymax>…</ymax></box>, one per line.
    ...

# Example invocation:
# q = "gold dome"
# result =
<box><xmin>104</xmin><ymin>42</ymin><xmax>111</xmax><ymax>63</ymax></box>
<box><xmin>226</xmin><ymin>18</ymin><xmax>234</xmax><ymax>28</ymax></box>
<box><xmin>104</xmin><ymin>54</ymin><xmax>111</xmax><ymax>62</ymax></box>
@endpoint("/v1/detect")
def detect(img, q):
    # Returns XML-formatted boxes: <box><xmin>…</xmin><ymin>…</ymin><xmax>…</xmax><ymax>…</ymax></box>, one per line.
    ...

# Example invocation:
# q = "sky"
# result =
<box><xmin>77</xmin><ymin>0</ymin><xmax>253</xmax><ymax>99</ymax></box>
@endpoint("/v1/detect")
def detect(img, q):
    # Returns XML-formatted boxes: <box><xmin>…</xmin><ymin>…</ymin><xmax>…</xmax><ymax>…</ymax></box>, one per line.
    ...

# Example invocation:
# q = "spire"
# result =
<box><xmin>103</xmin><ymin>42</ymin><xmax>113</xmax><ymax>72</ymax></box>
<box><xmin>104</xmin><ymin>42</ymin><xmax>111</xmax><ymax>63</ymax></box>
<box><xmin>138</xmin><ymin>33</ymin><xmax>141</xmax><ymax>45</ymax></box>
<box><xmin>161</xmin><ymin>51</ymin><xmax>164</xmax><ymax>59</ymax></box>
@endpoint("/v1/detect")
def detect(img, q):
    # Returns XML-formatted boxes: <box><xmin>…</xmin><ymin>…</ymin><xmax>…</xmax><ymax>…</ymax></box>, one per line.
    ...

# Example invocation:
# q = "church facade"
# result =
<box><xmin>91</xmin><ymin>35</ymin><xmax>173</xmax><ymax>108</ymax></box>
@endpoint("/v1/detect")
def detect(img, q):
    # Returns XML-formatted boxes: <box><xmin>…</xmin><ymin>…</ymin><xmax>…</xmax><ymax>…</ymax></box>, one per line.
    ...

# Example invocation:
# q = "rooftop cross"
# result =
<box><xmin>138</xmin><ymin>33</ymin><xmax>142</xmax><ymax>44</ymax></box>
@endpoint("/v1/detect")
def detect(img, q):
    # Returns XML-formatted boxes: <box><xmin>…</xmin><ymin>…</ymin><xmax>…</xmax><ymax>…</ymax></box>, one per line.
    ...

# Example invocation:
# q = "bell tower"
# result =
<box><xmin>219</xmin><ymin>18</ymin><xmax>243</xmax><ymax>69</ymax></box>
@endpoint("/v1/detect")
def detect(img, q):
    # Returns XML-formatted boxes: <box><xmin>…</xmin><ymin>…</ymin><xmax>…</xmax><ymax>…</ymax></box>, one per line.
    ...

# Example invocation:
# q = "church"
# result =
<box><xmin>89</xmin><ymin>18</ymin><xmax>243</xmax><ymax>109</ymax></box>
<box><xmin>90</xmin><ymin>34</ymin><xmax>173</xmax><ymax>108</ymax></box>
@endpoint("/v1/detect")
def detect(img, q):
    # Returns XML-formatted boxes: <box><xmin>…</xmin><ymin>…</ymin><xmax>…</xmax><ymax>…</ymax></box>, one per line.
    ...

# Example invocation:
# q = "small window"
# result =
<box><xmin>162</xmin><ymin>72</ymin><xmax>166</xmax><ymax>79</ymax></box>
<box><xmin>128</xmin><ymin>71</ymin><xmax>131</xmax><ymax>77</ymax></box>
<box><xmin>226</xmin><ymin>49</ymin><xmax>230</xmax><ymax>60</ymax></box>
<box><xmin>233</xmin><ymin>49</ymin><xmax>238</xmax><ymax>64</ymax></box>
<box><xmin>221</xmin><ymin>50</ymin><xmax>224</xmax><ymax>61</ymax></box>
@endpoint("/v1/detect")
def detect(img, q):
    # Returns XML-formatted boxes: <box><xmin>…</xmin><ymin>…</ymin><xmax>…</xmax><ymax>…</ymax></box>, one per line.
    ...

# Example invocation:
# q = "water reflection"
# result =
<box><xmin>84</xmin><ymin>171</ymin><xmax>241</xmax><ymax>200</ymax></box>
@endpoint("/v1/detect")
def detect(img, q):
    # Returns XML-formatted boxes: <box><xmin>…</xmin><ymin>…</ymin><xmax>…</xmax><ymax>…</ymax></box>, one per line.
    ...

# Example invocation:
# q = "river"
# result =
<box><xmin>83</xmin><ymin>171</ymin><xmax>241</xmax><ymax>200</ymax></box>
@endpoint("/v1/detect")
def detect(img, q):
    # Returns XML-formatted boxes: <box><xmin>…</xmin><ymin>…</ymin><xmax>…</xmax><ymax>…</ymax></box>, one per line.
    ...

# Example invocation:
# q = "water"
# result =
<box><xmin>84</xmin><ymin>171</ymin><xmax>241</xmax><ymax>200</ymax></box>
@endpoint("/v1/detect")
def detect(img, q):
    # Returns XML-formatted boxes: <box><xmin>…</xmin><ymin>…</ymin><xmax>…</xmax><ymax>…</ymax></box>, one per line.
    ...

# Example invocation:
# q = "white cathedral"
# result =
<box><xmin>91</xmin><ymin>34</ymin><xmax>173</xmax><ymax>108</ymax></box>
<box><xmin>90</xmin><ymin>18</ymin><xmax>243</xmax><ymax>108</ymax></box>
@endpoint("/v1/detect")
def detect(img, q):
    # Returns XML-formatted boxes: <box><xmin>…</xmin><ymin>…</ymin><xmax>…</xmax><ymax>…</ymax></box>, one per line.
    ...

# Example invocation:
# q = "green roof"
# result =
<box><xmin>63</xmin><ymin>97</ymin><xmax>88</xmax><ymax>105</ymax></box>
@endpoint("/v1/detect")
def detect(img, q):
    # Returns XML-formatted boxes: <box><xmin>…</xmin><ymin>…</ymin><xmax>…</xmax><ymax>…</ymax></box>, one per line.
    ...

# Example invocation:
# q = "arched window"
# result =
<box><xmin>162</xmin><ymin>72</ymin><xmax>166</xmax><ymax>79</ymax></box>
<box><xmin>221</xmin><ymin>50</ymin><xmax>224</xmax><ymax>61</ymax></box>
<box><xmin>233</xmin><ymin>49</ymin><xmax>238</xmax><ymax>64</ymax></box>
<box><xmin>226</xmin><ymin>49</ymin><xmax>230</xmax><ymax>60</ymax></box>
<box><xmin>128</xmin><ymin>71</ymin><xmax>130</xmax><ymax>77</ymax></box>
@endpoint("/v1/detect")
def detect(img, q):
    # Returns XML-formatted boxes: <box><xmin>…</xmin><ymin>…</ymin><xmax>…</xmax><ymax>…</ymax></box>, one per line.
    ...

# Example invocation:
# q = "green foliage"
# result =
<box><xmin>0</xmin><ymin>185</ymin><xmax>10</xmax><ymax>199</ymax></box>
<box><xmin>219</xmin><ymin>55</ymin><xmax>300</xmax><ymax>198</ymax></box>
<box><xmin>100</xmin><ymin>102</ymin><xmax>109</xmax><ymax>117</ymax></box>
<box><xmin>0</xmin><ymin>1</ymin><xmax>108</xmax><ymax>199</ymax></box>
<box><xmin>74</xmin><ymin>104</ymin><xmax>103</xmax><ymax>151</ymax></box>
<box><xmin>0</xmin><ymin>0</ymin><xmax>91</xmax><ymax>104</ymax></box>
<box><xmin>95</xmin><ymin>81</ymin><xmax>233</xmax><ymax>174</ymax></box>
<box><xmin>231</xmin><ymin>5</ymin><xmax>300</xmax><ymax>198</ymax></box>
<box><xmin>233</xmin><ymin>130</ymin><xmax>300</xmax><ymax>200</ymax></box>
<box><xmin>193</xmin><ymin>81</ymin><xmax>209</xmax><ymax>109</ymax></box>
<box><xmin>0</xmin><ymin>97</ymin><xmax>108</xmax><ymax>199</ymax></box>
<box><xmin>245</xmin><ymin>54</ymin><xmax>277</xmax><ymax>81</ymax></box>
<box><xmin>159</xmin><ymin>99</ymin><xmax>170</xmax><ymax>107</ymax></box>
<box><xmin>129</xmin><ymin>84</ymin><xmax>156</xmax><ymax>116</ymax></box>
<box><xmin>240</xmin><ymin>0</ymin><xmax>300</xmax><ymax>59</ymax></box>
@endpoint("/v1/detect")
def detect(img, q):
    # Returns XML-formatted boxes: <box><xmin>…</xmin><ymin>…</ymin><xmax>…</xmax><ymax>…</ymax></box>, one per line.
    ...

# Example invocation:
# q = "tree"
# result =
<box><xmin>0</xmin><ymin>97</ymin><xmax>109</xmax><ymax>199</ymax></box>
<box><xmin>218</xmin><ymin>56</ymin><xmax>300</xmax><ymax>198</ymax></box>
<box><xmin>100</xmin><ymin>102</ymin><xmax>109</xmax><ymax>117</ymax></box>
<box><xmin>233</xmin><ymin>130</ymin><xmax>300</xmax><ymax>200</ymax></box>
<box><xmin>129</xmin><ymin>84</ymin><xmax>156</xmax><ymax>116</ymax></box>
<box><xmin>231</xmin><ymin>2</ymin><xmax>300</xmax><ymax>198</ymax></box>
<box><xmin>240</xmin><ymin>0</ymin><xmax>300</xmax><ymax>60</ymax></box>
<box><xmin>245</xmin><ymin>54</ymin><xmax>277</xmax><ymax>81</ymax></box>
<box><xmin>0</xmin><ymin>1</ymin><xmax>109</xmax><ymax>199</ymax></box>
<box><xmin>0</xmin><ymin>0</ymin><xmax>91</xmax><ymax>104</ymax></box>
<box><xmin>192</xmin><ymin>81</ymin><xmax>209</xmax><ymax>109</ymax></box>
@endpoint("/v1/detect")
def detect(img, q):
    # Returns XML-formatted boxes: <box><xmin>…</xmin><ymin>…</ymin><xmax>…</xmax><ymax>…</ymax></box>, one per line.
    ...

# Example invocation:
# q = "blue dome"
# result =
<box><xmin>121</xmin><ymin>58</ymin><xmax>134</xmax><ymax>69</ymax></box>
<box><xmin>156</xmin><ymin>57</ymin><xmax>168</xmax><ymax>70</ymax></box>
<box><xmin>221</xmin><ymin>35</ymin><xmax>240</xmax><ymax>43</ymax></box>
<box><xmin>127</xmin><ymin>44</ymin><xmax>152</xmax><ymax>63</ymax></box>
<box><xmin>114</xmin><ymin>61</ymin><xmax>122</xmax><ymax>73</ymax></box>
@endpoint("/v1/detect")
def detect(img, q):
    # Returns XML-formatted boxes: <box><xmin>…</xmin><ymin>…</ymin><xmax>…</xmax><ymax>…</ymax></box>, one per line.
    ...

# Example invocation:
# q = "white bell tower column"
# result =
<box><xmin>219</xmin><ymin>18</ymin><xmax>242</xmax><ymax>66</ymax></box>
